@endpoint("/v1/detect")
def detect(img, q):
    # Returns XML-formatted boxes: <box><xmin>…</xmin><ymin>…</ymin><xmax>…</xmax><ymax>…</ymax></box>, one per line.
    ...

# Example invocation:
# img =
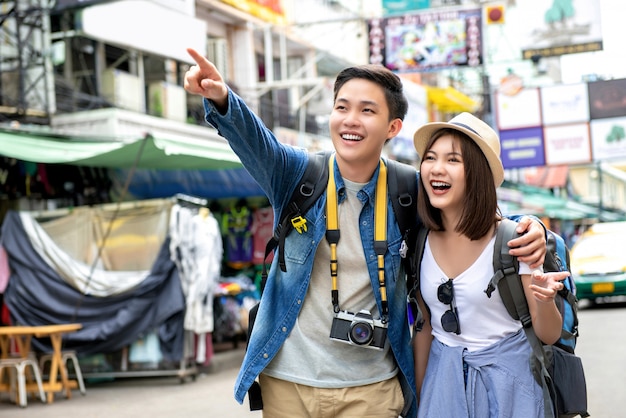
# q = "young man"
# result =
<box><xmin>184</xmin><ymin>48</ymin><xmax>546</xmax><ymax>418</ymax></box>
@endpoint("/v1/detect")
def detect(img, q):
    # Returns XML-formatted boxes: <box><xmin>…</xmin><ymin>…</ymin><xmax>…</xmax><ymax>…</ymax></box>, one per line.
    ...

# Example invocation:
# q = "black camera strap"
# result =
<box><xmin>326</xmin><ymin>155</ymin><xmax>389</xmax><ymax>319</ymax></box>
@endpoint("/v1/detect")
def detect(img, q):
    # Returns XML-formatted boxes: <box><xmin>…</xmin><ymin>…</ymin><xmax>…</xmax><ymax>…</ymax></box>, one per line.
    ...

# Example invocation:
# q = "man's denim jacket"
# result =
<box><xmin>204</xmin><ymin>90</ymin><xmax>418</xmax><ymax>417</ymax></box>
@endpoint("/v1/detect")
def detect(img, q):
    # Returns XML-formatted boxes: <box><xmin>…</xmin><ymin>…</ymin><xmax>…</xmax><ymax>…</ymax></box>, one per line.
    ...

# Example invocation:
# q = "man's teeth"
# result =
<box><xmin>342</xmin><ymin>134</ymin><xmax>362</xmax><ymax>141</ymax></box>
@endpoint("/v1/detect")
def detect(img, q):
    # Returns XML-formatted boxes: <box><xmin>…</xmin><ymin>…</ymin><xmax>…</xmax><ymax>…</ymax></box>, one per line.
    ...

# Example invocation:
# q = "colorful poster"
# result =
<box><xmin>500</xmin><ymin>127</ymin><xmax>545</xmax><ymax>169</ymax></box>
<box><xmin>367</xmin><ymin>8</ymin><xmax>482</xmax><ymax>73</ymax></box>
<box><xmin>543</xmin><ymin>123</ymin><xmax>592</xmax><ymax>165</ymax></box>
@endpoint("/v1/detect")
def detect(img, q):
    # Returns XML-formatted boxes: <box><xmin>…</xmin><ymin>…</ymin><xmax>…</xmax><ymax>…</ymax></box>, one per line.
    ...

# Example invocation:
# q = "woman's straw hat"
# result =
<box><xmin>413</xmin><ymin>112</ymin><xmax>505</xmax><ymax>186</ymax></box>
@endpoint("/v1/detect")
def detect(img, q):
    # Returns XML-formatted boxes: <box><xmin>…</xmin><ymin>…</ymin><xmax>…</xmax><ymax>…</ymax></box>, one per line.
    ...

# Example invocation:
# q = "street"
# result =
<box><xmin>0</xmin><ymin>366</ymin><xmax>261</xmax><ymax>417</ymax></box>
<box><xmin>1</xmin><ymin>299</ymin><xmax>624</xmax><ymax>417</ymax></box>
<box><xmin>573</xmin><ymin>297</ymin><xmax>626</xmax><ymax>418</ymax></box>
<box><xmin>0</xmin><ymin>345</ymin><xmax>260</xmax><ymax>418</ymax></box>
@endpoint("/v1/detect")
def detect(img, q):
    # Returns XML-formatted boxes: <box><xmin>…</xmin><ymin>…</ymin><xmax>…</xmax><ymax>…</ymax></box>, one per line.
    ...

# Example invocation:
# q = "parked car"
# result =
<box><xmin>570</xmin><ymin>222</ymin><xmax>626</xmax><ymax>302</ymax></box>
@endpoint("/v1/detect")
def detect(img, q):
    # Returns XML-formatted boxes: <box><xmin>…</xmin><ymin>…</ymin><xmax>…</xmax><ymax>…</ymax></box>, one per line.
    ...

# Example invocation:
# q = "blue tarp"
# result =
<box><xmin>1</xmin><ymin>211</ymin><xmax>186</xmax><ymax>360</ymax></box>
<box><xmin>112</xmin><ymin>167</ymin><xmax>266</xmax><ymax>200</ymax></box>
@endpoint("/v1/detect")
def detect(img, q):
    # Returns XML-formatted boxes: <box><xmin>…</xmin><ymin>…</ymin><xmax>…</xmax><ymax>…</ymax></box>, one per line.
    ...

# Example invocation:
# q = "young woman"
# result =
<box><xmin>411</xmin><ymin>113</ymin><xmax>568</xmax><ymax>417</ymax></box>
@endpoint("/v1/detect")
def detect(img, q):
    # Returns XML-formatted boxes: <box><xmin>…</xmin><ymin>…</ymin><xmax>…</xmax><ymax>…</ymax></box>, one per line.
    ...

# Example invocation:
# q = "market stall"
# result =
<box><xmin>0</xmin><ymin>127</ymin><xmax>266</xmax><ymax>379</ymax></box>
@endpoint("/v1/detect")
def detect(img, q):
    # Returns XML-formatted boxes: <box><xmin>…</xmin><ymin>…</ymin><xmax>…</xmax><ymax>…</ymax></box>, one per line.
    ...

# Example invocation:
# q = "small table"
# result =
<box><xmin>0</xmin><ymin>323</ymin><xmax>82</xmax><ymax>403</ymax></box>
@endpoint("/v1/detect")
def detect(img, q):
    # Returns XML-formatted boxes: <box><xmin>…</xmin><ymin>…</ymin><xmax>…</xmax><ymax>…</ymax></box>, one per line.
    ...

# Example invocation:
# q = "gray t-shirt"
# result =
<box><xmin>263</xmin><ymin>178</ymin><xmax>397</xmax><ymax>387</ymax></box>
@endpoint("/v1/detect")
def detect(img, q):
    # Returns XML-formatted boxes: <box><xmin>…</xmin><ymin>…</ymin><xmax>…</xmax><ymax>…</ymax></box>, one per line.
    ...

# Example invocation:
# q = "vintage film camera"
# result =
<box><xmin>329</xmin><ymin>309</ymin><xmax>387</xmax><ymax>350</ymax></box>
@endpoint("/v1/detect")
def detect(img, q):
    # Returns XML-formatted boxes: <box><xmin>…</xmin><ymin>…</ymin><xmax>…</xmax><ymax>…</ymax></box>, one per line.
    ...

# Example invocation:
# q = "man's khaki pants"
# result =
<box><xmin>259</xmin><ymin>374</ymin><xmax>404</xmax><ymax>418</ymax></box>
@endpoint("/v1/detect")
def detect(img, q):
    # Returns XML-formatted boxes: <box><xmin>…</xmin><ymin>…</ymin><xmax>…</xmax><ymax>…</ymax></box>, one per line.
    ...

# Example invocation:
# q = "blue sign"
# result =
<box><xmin>500</xmin><ymin>127</ymin><xmax>545</xmax><ymax>169</ymax></box>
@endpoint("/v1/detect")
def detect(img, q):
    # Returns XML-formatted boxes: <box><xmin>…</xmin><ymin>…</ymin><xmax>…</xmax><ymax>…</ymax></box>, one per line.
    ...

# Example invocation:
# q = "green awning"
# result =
<box><xmin>0</xmin><ymin>127</ymin><xmax>242</xmax><ymax>170</ymax></box>
<box><xmin>499</xmin><ymin>183</ymin><xmax>626</xmax><ymax>222</ymax></box>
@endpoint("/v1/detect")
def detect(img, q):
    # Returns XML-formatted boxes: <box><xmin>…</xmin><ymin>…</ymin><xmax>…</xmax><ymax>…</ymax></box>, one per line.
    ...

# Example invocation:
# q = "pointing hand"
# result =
<box><xmin>184</xmin><ymin>47</ymin><xmax>228</xmax><ymax>110</ymax></box>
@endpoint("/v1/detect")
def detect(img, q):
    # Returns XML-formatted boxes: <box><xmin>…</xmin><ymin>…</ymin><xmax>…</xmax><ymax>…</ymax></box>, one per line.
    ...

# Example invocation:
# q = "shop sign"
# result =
<box><xmin>220</xmin><ymin>0</ymin><xmax>286</xmax><ymax>25</ymax></box>
<box><xmin>500</xmin><ymin>126</ymin><xmax>545</xmax><ymax>169</ymax></box>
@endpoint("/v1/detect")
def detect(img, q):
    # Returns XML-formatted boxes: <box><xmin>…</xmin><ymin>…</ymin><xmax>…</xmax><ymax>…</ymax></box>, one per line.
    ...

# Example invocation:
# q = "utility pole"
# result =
<box><xmin>597</xmin><ymin>160</ymin><xmax>604</xmax><ymax>220</ymax></box>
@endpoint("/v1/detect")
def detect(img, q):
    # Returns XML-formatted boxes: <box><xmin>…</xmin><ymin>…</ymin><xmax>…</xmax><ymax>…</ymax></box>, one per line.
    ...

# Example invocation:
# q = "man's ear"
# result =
<box><xmin>387</xmin><ymin>118</ymin><xmax>403</xmax><ymax>139</ymax></box>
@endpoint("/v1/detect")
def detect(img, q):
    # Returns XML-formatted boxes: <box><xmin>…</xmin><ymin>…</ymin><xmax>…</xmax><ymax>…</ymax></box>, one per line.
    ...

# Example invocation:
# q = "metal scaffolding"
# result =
<box><xmin>0</xmin><ymin>0</ymin><xmax>55</xmax><ymax>124</ymax></box>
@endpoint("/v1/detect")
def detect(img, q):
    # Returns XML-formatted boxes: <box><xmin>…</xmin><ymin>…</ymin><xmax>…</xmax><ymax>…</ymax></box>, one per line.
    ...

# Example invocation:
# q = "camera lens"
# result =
<box><xmin>349</xmin><ymin>321</ymin><xmax>373</xmax><ymax>345</ymax></box>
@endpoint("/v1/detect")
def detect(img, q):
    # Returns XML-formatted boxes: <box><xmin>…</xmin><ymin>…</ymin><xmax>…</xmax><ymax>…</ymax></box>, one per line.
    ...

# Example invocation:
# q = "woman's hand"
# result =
<box><xmin>523</xmin><ymin>270</ymin><xmax>568</xmax><ymax>344</ymax></box>
<box><xmin>529</xmin><ymin>270</ymin><xmax>568</xmax><ymax>303</ymax></box>
<box><xmin>508</xmin><ymin>217</ymin><xmax>546</xmax><ymax>269</ymax></box>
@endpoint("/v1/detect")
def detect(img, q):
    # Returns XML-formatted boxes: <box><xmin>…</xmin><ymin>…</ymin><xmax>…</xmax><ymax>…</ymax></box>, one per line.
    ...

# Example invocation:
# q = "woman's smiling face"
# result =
<box><xmin>420</xmin><ymin>134</ymin><xmax>467</xmax><ymax>214</ymax></box>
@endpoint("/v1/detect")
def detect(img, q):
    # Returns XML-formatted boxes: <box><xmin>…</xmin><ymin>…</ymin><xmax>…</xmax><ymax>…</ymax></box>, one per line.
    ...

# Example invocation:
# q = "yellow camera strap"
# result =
<box><xmin>326</xmin><ymin>155</ymin><xmax>389</xmax><ymax>318</ymax></box>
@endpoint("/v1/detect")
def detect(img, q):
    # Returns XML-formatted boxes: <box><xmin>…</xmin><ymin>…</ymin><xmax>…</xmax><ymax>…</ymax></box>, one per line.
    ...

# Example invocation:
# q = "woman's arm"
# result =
<box><xmin>522</xmin><ymin>270</ymin><xmax>569</xmax><ymax>344</ymax></box>
<box><xmin>413</xmin><ymin>292</ymin><xmax>433</xmax><ymax>403</ymax></box>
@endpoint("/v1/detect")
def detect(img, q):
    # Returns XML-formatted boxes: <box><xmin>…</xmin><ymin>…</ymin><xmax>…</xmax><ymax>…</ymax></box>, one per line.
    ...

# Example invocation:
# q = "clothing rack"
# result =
<box><xmin>81</xmin><ymin>331</ymin><xmax>198</xmax><ymax>383</ymax></box>
<box><xmin>174</xmin><ymin>193</ymin><xmax>209</xmax><ymax>208</ymax></box>
<box><xmin>24</xmin><ymin>198</ymin><xmax>172</xmax><ymax>220</ymax></box>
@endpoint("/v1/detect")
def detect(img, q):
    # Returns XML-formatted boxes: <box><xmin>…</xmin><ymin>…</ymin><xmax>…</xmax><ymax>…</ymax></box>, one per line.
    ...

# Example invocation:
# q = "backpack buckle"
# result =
<box><xmin>291</xmin><ymin>216</ymin><xmax>307</xmax><ymax>234</ymax></box>
<box><xmin>399</xmin><ymin>239</ymin><xmax>408</xmax><ymax>258</ymax></box>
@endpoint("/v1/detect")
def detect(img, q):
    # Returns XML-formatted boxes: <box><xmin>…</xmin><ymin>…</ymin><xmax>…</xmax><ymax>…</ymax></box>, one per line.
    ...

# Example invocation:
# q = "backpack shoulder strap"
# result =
<box><xmin>386</xmin><ymin>159</ymin><xmax>417</xmax><ymax>245</ymax></box>
<box><xmin>386</xmin><ymin>160</ymin><xmax>422</xmax><ymax>329</ymax></box>
<box><xmin>407</xmin><ymin>224</ymin><xmax>428</xmax><ymax>332</ymax></box>
<box><xmin>487</xmin><ymin>218</ymin><xmax>556</xmax><ymax>418</ymax></box>
<box><xmin>486</xmin><ymin>218</ymin><xmax>531</xmax><ymax>325</ymax></box>
<box><xmin>262</xmin><ymin>150</ymin><xmax>331</xmax><ymax>285</ymax></box>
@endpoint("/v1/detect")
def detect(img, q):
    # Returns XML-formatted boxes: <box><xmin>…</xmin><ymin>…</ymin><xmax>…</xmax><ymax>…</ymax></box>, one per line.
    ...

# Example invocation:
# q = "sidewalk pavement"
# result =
<box><xmin>0</xmin><ymin>345</ymin><xmax>260</xmax><ymax>417</ymax></box>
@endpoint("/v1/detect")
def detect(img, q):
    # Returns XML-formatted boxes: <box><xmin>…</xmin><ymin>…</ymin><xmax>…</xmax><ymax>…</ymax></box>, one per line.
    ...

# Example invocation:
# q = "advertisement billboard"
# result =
<box><xmin>515</xmin><ymin>0</ymin><xmax>603</xmax><ymax>60</ymax></box>
<box><xmin>587</xmin><ymin>78</ymin><xmax>626</xmax><ymax>120</ymax></box>
<box><xmin>540</xmin><ymin>83</ymin><xmax>590</xmax><ymax>126</ymax></box>
<box><xmin>495</xmin><ymin>88</ymin><xmax>542</xmax><ymax>131</ymax></box>
<box><xmin>368</xmin><ymin>8</ymin><xmax>482</xmax><ymax>73</ymax></box>
<box><xmin>543</xmin><ymin>123</ymin><xmax>592</xmax><ymax>166</ymax></box>
<box><xmin>590</xmin><ymin>116</ymin><xmax>626</xmax><ymax>161</ymax></box>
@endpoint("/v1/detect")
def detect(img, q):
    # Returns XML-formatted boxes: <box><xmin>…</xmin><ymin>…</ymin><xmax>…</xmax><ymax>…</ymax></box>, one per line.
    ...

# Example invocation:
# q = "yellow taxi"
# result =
<box><xmin>570</xmin><ymin>221</ymin><xmax>626</xmax><ymax>301</ymax></box>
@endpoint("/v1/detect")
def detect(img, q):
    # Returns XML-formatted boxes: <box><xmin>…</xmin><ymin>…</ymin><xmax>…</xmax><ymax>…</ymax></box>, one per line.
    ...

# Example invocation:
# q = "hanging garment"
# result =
<box><xmin>251</xmin><ymin>206</ymin><xmax>274</xmax><ymax>265</ymax></box>
<box><xmin>0</xmin><ymin>245</ymin><xmax>9</xmax><ymax>293</ymax></box>
<box><xmin>221</xmin><ymin>204</ymin><xmax>253</xmax><ymax>268</ymax></box>
<box><xmin>169</xmin><ymin>204</ymin><xmax>223</xmax><ymax>334</ymax></box>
